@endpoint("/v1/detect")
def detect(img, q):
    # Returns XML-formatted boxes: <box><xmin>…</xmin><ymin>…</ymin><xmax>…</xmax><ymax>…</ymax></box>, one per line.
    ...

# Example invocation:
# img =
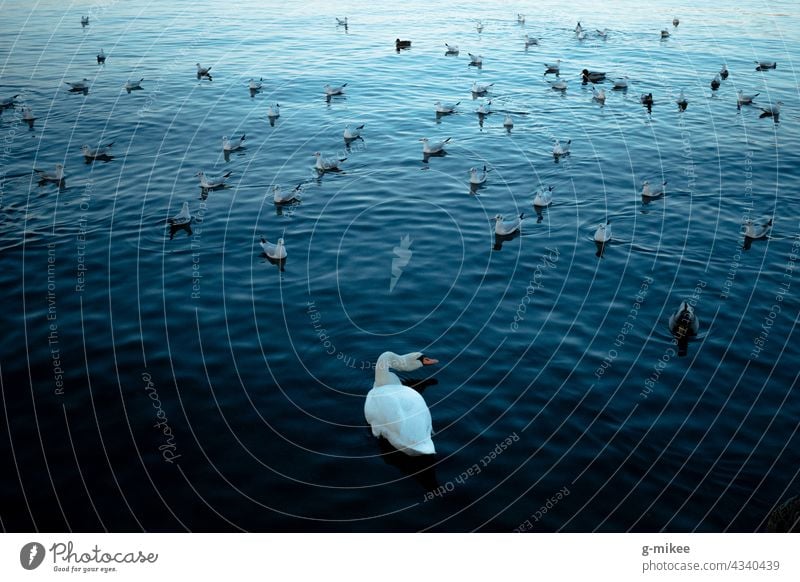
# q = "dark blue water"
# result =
<box><xmin>1</xmin><ymin>0</ymin><xmax>799</xmax><ymax>532</ymax></box>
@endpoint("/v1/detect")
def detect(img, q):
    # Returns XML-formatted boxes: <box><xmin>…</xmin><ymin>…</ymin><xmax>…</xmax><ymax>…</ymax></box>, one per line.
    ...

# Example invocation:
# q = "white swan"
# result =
<box><xmin>364</xmin><ymin>351</ymin><xmax>439</xmax><ymax>456</ymax></box>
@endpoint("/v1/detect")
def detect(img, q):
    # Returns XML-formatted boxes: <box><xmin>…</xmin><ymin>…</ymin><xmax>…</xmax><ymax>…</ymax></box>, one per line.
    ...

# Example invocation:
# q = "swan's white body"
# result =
<box><xmin>495</xmin><ymin>214</ymin><xmax>523</xmax><ymax>235</ymax></box>
<box><xmin>197</xmin><ymin>170</ymin><xmax>232</xmax><ymax>189</ymax></box>
<box><xmin>642</xmin><ymin>180</ymin><xmax>667</xmax><ymax>198</ymax></box>
<box><xmin>594</xmin><ymin>221</ymin><xmax>612</xmax><ymax>242</ymax></box>
<box><xmin>533</xmin><ymin>186</ymin><xmax>554</xmax><ymax>207</ymax></box>
<box><xmin>420</xmin><ymin>137</ymin><xmax>450</xmax><ymax>154</ymax></box>
<box><xmin>260</xmin><ymin>237</ymin><xmax>287</xmax><ymax>260</ymax></box>
<box><xmin>169</xmin><ymin>202</ymin><xmax>191</xmax><ymax>225</ymax></box>
<box><xmin>364</xmin><ymin>352</ymin><xmax>436</xmax><ymax>456</ymax></box>
<box><xmin>223</xmin><ymin>134</ymin><xmax>246</xmax><ymax>151</ymax></box>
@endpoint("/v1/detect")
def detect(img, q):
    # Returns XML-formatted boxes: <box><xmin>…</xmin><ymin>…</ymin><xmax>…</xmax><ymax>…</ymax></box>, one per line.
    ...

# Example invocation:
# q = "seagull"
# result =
<box><xmin>661</xmin><ymin>29</ymin><xmax>670</xmax><ymax>38</ymax></box>
<box><xmin>641</xmin><ymin>93</ymin><xmax>654</xmax><ymax>106</ymax></box>
<box><xmin>596</xmin><ymin>28</ymin><xmax>609</xmax><ymax>39</ymax></box>
<box><xmin>65</xmin><ymin>78</ymin><xmax>90</xmax><ymax>91</ymax></box>
<box><xmin>755</xmin><ymin>60</ymin><xmax>777</xmax><ymax>71</ymax></box>
<box><xmin>343</xmin><ymin>123</ymin><xmax>364</xmax><ymax>140</ymax></box>
<box><xmin>81</xmin><ymin>16</ymin><xmax>89</xmax><ymax>26</ymax></box>
<box><xmin>592</xmin><ymin>87</ymin><xmax>606</xmax><ymax>103</ymax></box>
<box><xmin>435</xmin><ymin>101</ymin><xmax>460</xmax><ymax>114</ymax></box>
<box><xmin>223</xmin><ymin>134</ymin><xmax>246</xmax><ymax>151</ymax></box>
<box><xmin>582</xmin><ymin>69</ymin><xmax>606</xmax><ymax>83</ymax></box>
<box><xmin>22</xmin><ymin>106</ymin><xmax>36</xmax><ymax>122</ymax></box>
<box><xmin>759</xmin><ymin>101</ymin><xmax>783</xmax><ymax>118</ymax></box>
<box><xmin>503</xmin><ymin>114</ymin><xmax>513</xmax><ymax>129</ymax></box>
<box><xmin>743</xmin><ymin>218</ymin><xmax>773</xmax><ymax>239</ymax></box>
<box><xmin>97</xmin><ymin>49</ymin><xmax>106</xmax><ymax>63</ymax></box>
<box><xmin>495</xmin><ymin>214</ymin><xmax>524</xmax><ymax>236</ymax></box>
<box><xmin>34</xmin><ymin>163</ymin><xmax>65</xmax><ymax>183</ymax></box>
<box><xmin>267</xmin><ymin>103</ymin><xmax>280</xmax><ymax>118</ymax></box>
<box><xmin>0</xmin><ymin>94</ymin><xmax>19</xmax><ymax>108</ymax></box>
<box><xmin>260</xmin><ymin>237</ymin><xmax>287</xmax><ymax>260</ymax></box>
<box><xmin>594</xmin><ymin>220</ymin><xmax>611</xmax><ymax>243</ymax></box>
<box><xmin>196</xmin><ymin>170</ymin><xmax>232</xmax><ymax>190</ymax></box>
<box><xmin>737</xmin><ymin>90</ymin><xmax>759</xmax><ymax>106</ymax></box>
<box><xmin>469</xmin><ymin>165</ymin><xmax>489</xmax><ymax>185</ymax></box>
<box><xmin>273</xmin><ymin>184</ymin><xmax>302</xmax><ymax>204</ymax></box>
<box><xmin>124</xmin><ymin>78</ymin><xmax>144</xmax><ymax>93</ymax></box>
<box><xmin>324</xmin><ymin>83</ymin><xmax>347</xmax><ymax>96</ymax></box>
<box><xmin>575</xmin><ymin>22</ymin><xmax>583</xmax><ymax>33</ymax></box>
<box><xmin>168</xmin><ymin>202</ymin><xmax>192</xmax><ymax>225</ymax></box>
<box><xmin>711</xmin><ymin>74</ymin><xmax>721</xmax><ymax>90</ymax></box>
<box><xmin>471</xmin><ymin>81</ymin><xmax>493</xmax><ymax>94</ymax></box>
<box><xmin>673</xmin><ymin>17</ymin><xmax>680</xmax><ymax>27</ymax></box>
<box><xmin>517</xmin><ymin>14</ymin><xmax>525</xmax><ymax>24</ymax></box>
<box><xmin>249</xmin><ymin>78</ymin><xmax>263</xmax><ymax>91</ymax></box>
<box><xmin>336</xmin><ymin>17</ymin><xmax>348</xmax><ymax>26</ymax></box>
<box><xmin>445</xmin><ymin>43</ymin><xmax>459</xmax><ymax>54</ymax></box>
<box><xmin>81</xmin><ymin>142</ymin><xmax>113</xmax><ymax>159</ymax></box>
<box><xmin>549</xmin><ymin>79</ymin><xmax>567</xmax><ymax>91</ymax></box>
<box><xmin>476</xmin><ymin>100</ymin><xmax>492</xmax><ymax>115</ymax></box>
<box><xmin>524</xmin><ymin>34</ymin><xmax>539</xmax><ymax>47</ymax></box>
<box><xmin>419</xmin><ymin>137</ymin><xmax>450</xmax><ymax>155</ymax></box>
<box><xmin>468</xmin><ymin>53</ymin><xmax>483</xmax><ymax>66</ymax></box>
<box><xmin>533</xmin><ymin>185</ymin><xmax>554</xmax><ymax>207</ymax></box>
<box><xmin>314</xmin><ymin>151</ymin><xmax>346</xmax><ymax>171</ymax></box>
<box><xmin>196</xmin><ymin>63</ymin><xmax>212</xmax><ymax>78</ymax></box>
<box><xmin>612</xmin><ymin>77</ymin><xmax>628</xmax><ymax>89</ymax></box>
<box><xmin>642</xmin><ymin>180</ymin><xmax>667</xmax><ymax>198</ymax></box>
<box><xmin>576</xmin><ymin>30</ymin><xmax>586</xmax><ymax>41</ymax></box>
<box><xmin>676</xmin><ymin>90</ymin><xmax>688</xmax><ymax>111</ymax></box>
<box><xmin>720</xmin><ymin>65</ymin><xmax>729</xmax><ymax>80</ymax></box>
<box><xmin>395</xmin><ymin>39</ymin><xmax>412</xmax><ymax>49</ymax></box>
<box><xmin>553</xmin><ymin>139</ymin><xmax>571</xmax><ymax>157</ymax></box>
<box><xmin>476</xmin><ymin>21</ymin><xmax>484</xmax><ymax>33</ymax></box>
<box><xmin>544</xmin><ymin>60</ymin><xmax>561</xmax><ymax>75</ymax></box>
<box><xmin>669</xmin><ymin>301</ymin><xmax>699</xmax><ymax>340</ymax></box>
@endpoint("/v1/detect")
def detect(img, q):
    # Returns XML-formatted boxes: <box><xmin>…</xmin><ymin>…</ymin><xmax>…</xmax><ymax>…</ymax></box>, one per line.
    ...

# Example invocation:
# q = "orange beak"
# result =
<box><xmin>421</xmin><ymin>357</ymin><xmax>438</xmax><ymax>366</ymax></box>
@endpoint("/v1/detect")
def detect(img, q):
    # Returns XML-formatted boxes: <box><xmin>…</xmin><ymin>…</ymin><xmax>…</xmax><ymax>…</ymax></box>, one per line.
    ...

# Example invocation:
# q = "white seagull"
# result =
<box><xmin>471</xmin><ymin>81</ymin><xmax>493</xmax><ymax>94</ymax></box>
<box><xmin>223</xmin><ymin>134</ymin><xmax>246</xmax><ymax>151</ymax></box>
<box><xmin>759</xmin><ymin>101</ymin><xmax>783</xmax><ymax>118</ymax></box>
<box><xmin>65</xmin><ymin>78</ymin><xmax>90</xmax><ymax>91</ymax></box>
<box><xmin>81</xmin><ymin>16</ymin><xmax>89</xmax><ymax>26</ymax></box>
<box><xmin>324</xmin><ymin>83</ymin><xmax>347</xmax><ymax>96</ymax></box>
<box><xmin>596</xmin><ymin>28</ymin><xmax>609</xmax><ymax>39</ymax></box>
<box><xmin>743</xmin><ymin>218</ymin><xmax>773</xmax><ymax>239</ymax></box>
<box><xmin>336</xmin><ymin>17</ymin><xmax>348</xmax><ymax>26</ymax></box>
<box><xmin>495</xmin><ymin>214</ymin><xmax>524</xmax><ymax>236</ymax></box>
<box><xmin>22</xmin><ymin>106</ymin><xmax>35</xmax><ymax>121</ymax></box>
<box><xmin>124</xmin><ymin>78</ymin><xmax>144</xmax><ymax>93</ymax></box>
<box><xmin>196</xmin><ymin>170</ymin><xmax>232</xmax><ymax>189</ymax></box>
<box><xmin>553</xmin><ymin>139</ymin><xmax>571</xmax><ymax>157</ymax></box>
<box><xmin>260</xmin><ymin>237</ymin><xmax>287</xmax><ymax>260</ymax></box>
<box><xmin>524</xmin><ymin>34</ymin><xmax>539</xmax><ymax>47</ymax></box>
<box><xmin>517</xmin><ymin>14</ymin><xmax>526</xmax><ymax>24</ymax></box>
<box><xmin>549</xmin><ymin>79</ymin><xmax>567</xmax><ymax>91</ymax></box>
<box><xmin>476</xmin><ymin>21</ymin><xmax>484</xmax><ymax>33</ymax></box>
<box><xmin>314</xmin><ymin>151</ymin><xmax>346</xmax><ymax>171</ymax></box>
<box><xmin>469</xmin><ymin>165</ymin><xmax>489</xmax><ymax>185</ymax></box>
<box><xmin>267</xmin><ymin>103</ymin><xmax>280</xmax><ymax>118</ymax></box>
<box><xmin>468</xmin><ymin>53</ymin><xmax>483</xmax><ymax>66</ymax></box>
<box><xmin>249</xmin><ymin>78</ymin><xmax>263</xmax><ymax>91</ymax></box>
<box><xmin>533</xmin><ymin>185</ymin><xmax>554</xmax><ymax>207</ymax></box>
<box><xmin>81</xmin><ymin>142</ymin><xmax>113</xmax><ymax>159</ymax></box>
<box><xmin>641</xmin><ymin>180</ymin><xmax>667</xmax><ymax>198</ymax></box>
<box><xmin>503</xmin><ymin>114</ymin><xmax>513</xmax><ymax>129</ymax></box>
<box><xmin>35</xmin><ymin>163</ymin><xmax>65</xmax><ymax>183</ymax></box>
<box><xmin>593</xmin><ymin>87</ymin><xmax>606</xmax><ymax>103</ymax></box>
<box><xmin>196</xmin><ymin>63</ymin><xmax>212</xmax><ymax>77</ymax></box>
<box><xmin>435</xmin><ymin>100</ymin><xmax>460</xmax><ymax>114</ymax></box>
<box><xmin>168</xmin><ymin>202</ymin><xmax>192</xmax><ymax>225</ymax></box>
<box><xmin>445</xmin><ymin>43</ymin><xmax>459</xmax><ymax>54</ymax></box>
<box><xmin>476</xmin><ymin>100</ymin><xmax>492</xmax><ymax>115</ymax></box>
<box><xmin>544</xmin><ymin>60</ymin><xmax>561</xmax><ymax>74</ymax></box>
<box><xmin>737</xmin><ymin>90</ymin><xmax>759</xmax><ymax>106</ymax></box>
<box><xmin>343</xmin><ymin>124</ymin><xmax>364</xmax><ymax>140</ymax></box>
<box><xmin>594</xmin><ymin>220</ymin><xmax>612</xmax><ymax>242</ymax></box>
<box><xmin>420</xmin><ymin>137</ymin><xmax>450</xmax><ymax>155</ymax></box>
<box><xmin>273</xmin><ymin>184</ymin><xmax>302</xmax><ymax>204</ymax></box>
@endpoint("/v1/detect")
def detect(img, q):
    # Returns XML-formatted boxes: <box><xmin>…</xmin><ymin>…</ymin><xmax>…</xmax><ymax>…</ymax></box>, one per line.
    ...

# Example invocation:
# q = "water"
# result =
<box><xmin>1</xmin><ymin>0</ymin><xmax>799</xmax><ymax>532</ymax></box>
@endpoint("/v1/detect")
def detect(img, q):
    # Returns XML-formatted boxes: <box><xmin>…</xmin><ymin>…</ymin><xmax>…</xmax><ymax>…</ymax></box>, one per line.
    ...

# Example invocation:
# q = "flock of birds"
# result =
<box><xmin>9</xmin><ymin>13</ymin><xmax>784</xmax><ymax>457</ymax></box>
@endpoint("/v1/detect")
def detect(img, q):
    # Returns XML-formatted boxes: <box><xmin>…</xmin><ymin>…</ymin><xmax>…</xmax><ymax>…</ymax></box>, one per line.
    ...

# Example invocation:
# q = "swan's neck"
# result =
<box><xmin>374</xmin><ymin>352</ymin><xmax>401</xmax><ymax>387</ymax></box>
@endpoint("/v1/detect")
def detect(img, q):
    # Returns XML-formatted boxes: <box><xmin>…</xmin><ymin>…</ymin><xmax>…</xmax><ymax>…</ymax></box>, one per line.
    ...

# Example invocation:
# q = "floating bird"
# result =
<box><xmin>642</xmin><ymin>180</ymin><xmax>667</xmax><ymax>198</ymax></box>
<box><xmin>445</xmin><ymin>43</ymin><xmax>459</xmax><ymax>54</ymax></box>
<box><xmin>469</xmin><ymin>165</ymin><xmax>489</xmax><ymax>185</ymax></box>
<box><xmin>267</xmin><ymin>103</ymin><xmax>280</xmax><ymax>119</ymax></box>
<box><xmin>641</xmin><ymin>93</ymin><xmax>654</xmax><ymax>106</ymax></box>
<box><xmin>575</xmin><ymin>22</ymin><xmax>583</xmax><ymax>33</ymax></box>
<box><xmin>720</xmin><ymin>64</ymin><xmax>729</xmax><ymax>80</ymax></box>
<box><xmin>759</xmin><ymin>101</ymin><xmax>783</xmax><ymax>118</ymax></box>
<box><xmin>673</xmin><ymin>17</ymin><xmax>680</xmax><ymax>27</ymax></box>
<box><xmin>676</xmin><ymin>90</ymin><xmax>688</xmax><ymax>111</ymax></box>
<box><xmin>476</xmin><ymin>21</ymin><xmax>484</xmax><ymax>33</ymax></box>
<box><xmin>549</xmin><ymin>79</ymin><xmax>567</xmax><ymax>91</ymax></box>
<box><xmin>260</xmin><ymin>237</ymin><xmax>287</xmax><ymax>260</ymax></box>
<box><xmin>661</xmin><ymin>29</ymin><xmax>670</xmax><ymax>38</ymax></box>
<box><xmin>475</xmin><ymin>100</ymin><xmax>492</xmax><ymax>115</ymax></box>
<box><xmin>594</xmin><ymin>220</ymin><xmax>611</xmax><ymax>243</ymax></box>
<box><xmin>524</xmin><ymin>34</ymin><xmax>539</xmax><ymax>47</ymax></box>
<box><xmin>669</xmin><ymin>301</ymin><xmax>699</xmax><ymax>342</ymax></box>
<box><xmin>343</xmin><ymin>123</ymin><xmax>364</xmax><ymax>140</ymax></box>
<box><xmin>249</xmin><ymin>78</ymin><xmax>263</xmax><ymax>91</ymax></box>
<box><xmin>168</xmin><ymin>202</ymin><xmax>192</xmax><ymax>225</ymax></box>
<box><xmin>737</xmin><ymin>90</ymin><xmax>759</xmax><ymax>106</ymax></box>
<box><xmin>0</xmin><ymin>94</ymin><xmax>19</xmax><ymax>109</ymax></box>
<box><xmin>755</xmin><ymin>60</ymin><xmax>777</xmax><ymax>71</ymax></box>
<box><xmin>544</xmin><ymin>60</ymin><xmax>561</xmax><ymax>75</ymax></box>
<box><xmin>65</xmin><ymin>78</ymin><xmax>90</xmax><ymax>91</ymax></box>
<box><xmin>553</xmin><ymin>139</ymin><xmax>571</xmax><ymax>157</ymax></box>
<box><xmin>468</xmin><ymin>53</ymin><xmax>483</xmax><ymax>66</ymax></box>
<box><xmin>34</xmin><ymin>163</ymin><xmax>65</xmax><ymax>183</ymax></box>
<box><xmin>314</xmin><ymin>151</ymin><xmax>346</xmax><ymax>171</ymax></box>
<box><xmin>596</xmin><ymin>28</ymin><xmax>609</xmax><ymax>39</ymax></box>
<box><xmin>533</xmin><ymin>185</ymin><xmax>554</xmax><ymax>207</ymax></box>
<box><xmin>364</xmin><ymin>351</ymin><xmax>439</xmax><ymax>456</ymax></box>
<box><xmin>223</xmin><ymin>134</ymin><xmax>246</xmax><ymax>151</ymax></box>
<box><xmin>503</xmin><ymin>114</ymin><xmax>514</xmax><ymax>129</ymax></box>
<box><xmin>435</xmin><ymin>100</ymin><xmax>460</xmax><ymax>114</ymax></box>
<box><xmin>582</xmin><ymin>69</ymin><xmax>606</xmax><ymax>83</ymax></box>
<box><xmin>81</xmin><ymin>16</ymin><xmax>89</xmax><ymax>26</ymax></box>
<box><xmin>612</xmin><ymin>77</ymin><xmax>629</xmax><ymax>89</ymax></box>
<box><xmin>196</xmin><ymin>170</ymin><xmax>232</xmax><ymax>190</ymax></box>
<box><xmin>96</xmin><ymin>49</ymin><xmax>106</xmax><ymax>64</ymax></box>
<box><xmin>81</xmin><ymin>142</ymin><xmax>113</xmax><ymax>159</ymax></box>
<box><xmin>273</xmin><ymin>184</ymin><xmax>302</xmax><ymax>204</ymax></box>
<box><xmin>593</xmin><ymin>87</ymin><xmax>606</xmax><ymax>104</ymax></box>
<box><xmin>576</xmin><ymin>30</ymin><xmax>586</xmax><ymax>41</ymax></box>
<box><xmin>495</xmin><ymin>214</ymin><xmax>524</xmax><ymax>236</ymax></box>
<box><xmin>395</xmin><ymin>39</ymin><xmax>412</xmax><ymax>49</ymax></box>
<box><xmin>743</xmin><ymin>218</ymin><xmax>773</xmax><ymax>239</ymax></box>
<box><xmin>517</xmin><ymin>14</ymin><xmax>525</xmax><ymax>24</ymax></box>
<box><xmin>471</xmin><ymin>81</ymin><xmax>493</xmax><ymax>94</ymax></box>
<box><xmin>124</xmin><ymin>78</ymin><xmax>144</xmax><ymax>93</ymax></box>
<box><xmin>324</xmin><ymin>82</ymin><xmax>347</xmax><ymax>96</ymax></box>
<box><xmin>336</xmin><ymin>17</ymin><xmax>348</xmax><ymax>26</ymax></box>
<box><xmin>22</xmin><ymin>106</ymin><xmax>36</xmax><ymax>122</ymax></box>
<box><xmin>419</xmin><ymin>137</ymin><xmax>450</xmax><ymax>154</ymax></box>
<box><xmin>710</xmin><ymin>74</ymin><xmax>721</xmax><ymax>90</ymax></box>
<box><xmin>196</xmin><ymin>63</ymin><xmax>212</xmax><ymax>78</ymax></box>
